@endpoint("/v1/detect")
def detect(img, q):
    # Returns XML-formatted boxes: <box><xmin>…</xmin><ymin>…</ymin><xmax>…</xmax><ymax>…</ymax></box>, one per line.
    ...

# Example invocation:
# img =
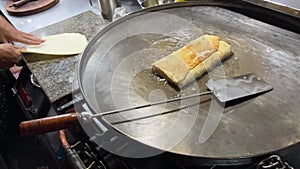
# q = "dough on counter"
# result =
<box><xmin>152</xmin><ymin>34</ymin><xmax>233</xmax><ymax>88</ymax></box>
<box><xmin>23</xmin><ymin>33</ymin><xmax>88</xmax><ymax>55</ymax></box>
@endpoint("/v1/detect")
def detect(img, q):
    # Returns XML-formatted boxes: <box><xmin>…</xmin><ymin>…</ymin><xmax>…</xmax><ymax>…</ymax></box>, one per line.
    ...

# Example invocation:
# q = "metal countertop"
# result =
<box><xmin>0</xmin><ymin>0</ymin><xmax>102</xmax><ymax>33</ymax></box>
<box><xmin>0</xmin><ymin>0</ymin><xmax>141</xmax><ymax>33</ymax></box>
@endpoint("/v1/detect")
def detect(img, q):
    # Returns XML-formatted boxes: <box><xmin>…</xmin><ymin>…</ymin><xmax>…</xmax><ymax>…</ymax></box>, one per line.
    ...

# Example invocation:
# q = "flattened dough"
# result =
<box><xmin>23</xmin><ymin>33</ymin><xmax>87</xmax><ymax>55</ymax></box>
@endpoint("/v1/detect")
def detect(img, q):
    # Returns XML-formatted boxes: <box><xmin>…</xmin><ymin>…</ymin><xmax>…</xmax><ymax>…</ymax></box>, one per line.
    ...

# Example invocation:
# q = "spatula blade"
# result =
<box><xmin>206</xmin><ymin>73</ymin><xmax>273</xmax><ymax>102</ymax></box>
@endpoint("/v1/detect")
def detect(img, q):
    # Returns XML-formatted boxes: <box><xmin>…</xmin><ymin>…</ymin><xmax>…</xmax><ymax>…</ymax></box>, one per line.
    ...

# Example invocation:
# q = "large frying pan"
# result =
<box><xmin>21</xmin><ymin>1</ymin><xmax>300</xmax><ymax>167</ymax></box>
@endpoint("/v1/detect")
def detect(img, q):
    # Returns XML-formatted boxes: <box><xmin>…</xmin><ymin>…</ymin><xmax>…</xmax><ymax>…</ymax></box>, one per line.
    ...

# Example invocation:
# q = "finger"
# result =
<box><xmin>14</xmin><ymin>36</ymin><xmax>43</xmax><ymax>45</ymax></box>
<box><xmin>14</xmin><ymin>47</ymin><xmax>22</xmax><ymax>57</ymax></box>
<box><xmin>13</xmin><ymin>45</ymin><xmax>26</xmax><ymax>51</ymax></box>
<box><xmin>25</xmin><ymin>37</ymin><xmax>45</xmax><ymax>45</ymax></box>
<box><xmin>25</xmin><ymin>35</ymin><xmax>45</xmax><ymax>44</ymax></box>
<box><xmin>0</xmin><ymin>36</ymin><xmax>9</xmax><ymax>43</ymax></box>
<box><xmin>8</xmin><ymin>45</ymin><xmax>22</xmax><ymax>61</ymax></box>
<box><xmin>16</xmin><ymin>32</ymin><xmax>45</xmax><ymax>45</ymax></box>
<box><xmin>16</xmin><ymin>48</ymin><xmax>26</xmax><ymax>54</ymax></box>
<box><xmin>19</xmin><ymin>37</ymin><xmax>45</xmax><ymax>45</ymax></box>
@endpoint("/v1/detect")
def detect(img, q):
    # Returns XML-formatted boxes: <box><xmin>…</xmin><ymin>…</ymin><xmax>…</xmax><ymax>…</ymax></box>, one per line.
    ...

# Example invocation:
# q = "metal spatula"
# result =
<box><xmin>198</xmin><ymin>73</ymin><xmax>273</xmax><ymax>143</ymax></box>
<box><xmin>206</xmin><ymin>73</ymin><xmax>273</xmax><ymax>102</ymax></box>
<box><xmin>92</xmin><ymin>73</ymin><xmax>273</xmax><ymax>118</ymax></box>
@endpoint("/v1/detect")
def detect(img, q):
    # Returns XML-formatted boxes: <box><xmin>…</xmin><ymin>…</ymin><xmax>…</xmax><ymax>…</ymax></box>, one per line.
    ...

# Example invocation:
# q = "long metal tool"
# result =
<box><xmin>91</xmin><ymin>73</ymin><xmax>273</xmax><ymax>118</ymax></box>
<box><xmin>91</xmin><ymin>90</ymin><xmax>213</xmax><ymax>118</ymax></box>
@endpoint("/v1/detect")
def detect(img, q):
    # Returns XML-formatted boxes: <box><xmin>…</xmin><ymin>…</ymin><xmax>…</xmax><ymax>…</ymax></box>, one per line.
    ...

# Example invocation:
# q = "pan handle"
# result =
<box><xmin>19</xmin><ymin>112</ymin><xmax>79</xmax><ymax>137</ymax></box>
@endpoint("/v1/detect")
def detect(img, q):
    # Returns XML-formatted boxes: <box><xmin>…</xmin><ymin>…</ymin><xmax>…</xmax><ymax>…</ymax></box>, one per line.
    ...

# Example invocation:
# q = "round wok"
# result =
<box><xmin>19</xmin><ymin>1</ymin><xmax>300</xmax><ymax>166</ymax></box>
<box><xmin>78</xmin><ymin>1</ymin><xmax>300</xmax><ymax>165</ymax></box>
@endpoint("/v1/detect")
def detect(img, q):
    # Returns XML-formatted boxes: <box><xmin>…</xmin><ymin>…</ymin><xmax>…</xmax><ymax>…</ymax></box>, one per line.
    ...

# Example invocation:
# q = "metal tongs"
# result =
<box><xmin>91</xmin><ymin>73</ymin><xmax>273</xmax><ymax>118</ymax></box>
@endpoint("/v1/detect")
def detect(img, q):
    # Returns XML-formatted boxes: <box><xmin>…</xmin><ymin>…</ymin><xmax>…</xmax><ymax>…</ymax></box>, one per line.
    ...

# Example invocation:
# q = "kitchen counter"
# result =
<box><xmin>24</xmin><ymin>11</ymin><xmax>108</xmax><ymax>103</ymax></box>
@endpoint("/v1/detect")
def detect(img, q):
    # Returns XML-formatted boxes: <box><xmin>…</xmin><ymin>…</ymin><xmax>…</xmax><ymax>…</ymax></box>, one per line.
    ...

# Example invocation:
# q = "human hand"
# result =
<box><xmin>0</xmin><ymin>43</ymin><xmax>23</xmax><ymax>69</ymax></box>
<box><xmin>0</xmin><ymin>16</ymin><xmax>44</xmax><ymax>45</ymax></box>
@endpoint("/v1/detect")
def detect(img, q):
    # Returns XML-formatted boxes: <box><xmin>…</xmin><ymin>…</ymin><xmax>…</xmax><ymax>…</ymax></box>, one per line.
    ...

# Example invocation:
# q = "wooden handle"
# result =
<box><xmin>13</xmin><ymin>0</ymin><xmax>31</xmax><ymax>7</ymax></box>
<box><xmin>19</xmin><ymin>113</ymin><xmax>79</xmax><ymax>136</ymax></box>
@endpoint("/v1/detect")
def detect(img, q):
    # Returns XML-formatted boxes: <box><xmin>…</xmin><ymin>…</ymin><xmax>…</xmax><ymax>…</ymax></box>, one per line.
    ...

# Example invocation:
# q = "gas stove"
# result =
<box><xmin>13</xmin><ymin>65</ymin><xmax>299</xmax><ymax>169</ymax></box>
<box><xmin>60</xmin><ymin>127</ymin><xmax>299</xmax><ymax>169</ymax></box>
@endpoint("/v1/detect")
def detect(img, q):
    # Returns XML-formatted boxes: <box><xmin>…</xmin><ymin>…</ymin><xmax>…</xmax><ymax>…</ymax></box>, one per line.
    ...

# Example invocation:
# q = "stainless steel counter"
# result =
<box><xmin>0</xmin><ymin>0</ymin><xmax>102</xmax><ymax>32</ymax></box>
<box><xmin>0</xmin><ymin>0</ymin><xmax>141</xmax><ymax>33</ymax></box>
<box><xmin>264</xmin><ymin>0</ymin><xmax>300</xmax><ymax>10</ymax></box>
<box><xmin>244</xmin><ymin>0</ymin><xmax>300</xmax><ymax>18</ymax></box>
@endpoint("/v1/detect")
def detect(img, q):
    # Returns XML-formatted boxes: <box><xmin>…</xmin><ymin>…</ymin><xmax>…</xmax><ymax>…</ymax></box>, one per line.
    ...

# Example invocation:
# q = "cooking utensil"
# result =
<box><xmin>10</xmin><ymin>0</ymin><xmax>34</xmax><ymax>8</ymax></box>
<box><xmin>19</xmin><ymin>73</ymin><xmax>272</xmax><ymax>134</ymax></box>
<box><xmin>98</xmin><ymin>0</ymin><xmax>121</xmax><ymax>19</ymax></box>
<box><xmin>20</xmin><ymin>112</ymin><xmax>79</xmax><ymax>136</ymax></box>
<box><xmin>5</xmin><ymin>0</ymin><xmax>59</xmax><ymax>16</ymax></box>
<box><xmin>206</xmin><ymin>73</ymin><xmax>273</xmax><ymax>102</ymax></box>
<box><xmin>21</xmin><ymin>33</ymin><xmax>87</xmax><ymax>55</ymax></box>
<box><xmin>90</xmin><ymin>73</ymin><xmax>272</xmax><ymax>118</ymax></box>
<box><xmin>198</xmin><ymin>74</ymin><xmax>272</xmax><ymax>143</ymax></box>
